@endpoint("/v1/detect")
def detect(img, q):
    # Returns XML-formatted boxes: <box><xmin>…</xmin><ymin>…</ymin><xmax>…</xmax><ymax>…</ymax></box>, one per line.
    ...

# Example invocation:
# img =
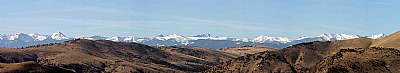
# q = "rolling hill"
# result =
<box><xmin>371</xmin><ymin>31</ymin><xmax>400</xmax><ymax>49</ymax></box>
<box><xmin>0</xmin><ymin>39</ymin><xmax>236</xmax><ymax>73</ymax></box>
<box><xmin>219</xmin><ymin>46</ymin><xmax>278</xmax><ymax>56</ymax></box>
<box><xmin>0</xmin><ymin>61</ymin><xmax>75</xmax><ymax>73</ymax></box>
<box><xmin>207</xmin><ymin>36</ymin><xmax>400</xmax><ymax>73</ymax></box>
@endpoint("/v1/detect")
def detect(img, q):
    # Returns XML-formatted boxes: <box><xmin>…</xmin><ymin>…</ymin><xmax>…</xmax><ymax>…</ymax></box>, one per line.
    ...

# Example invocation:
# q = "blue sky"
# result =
<box><xmin>0</xmin><ymin>0</ymin><xmax>399</xmax><ymax>38</ymax></box>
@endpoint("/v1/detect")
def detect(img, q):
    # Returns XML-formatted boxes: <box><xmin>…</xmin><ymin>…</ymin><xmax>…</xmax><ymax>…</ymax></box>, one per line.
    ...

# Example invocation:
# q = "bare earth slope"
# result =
<box><xmin>0</xmin><ymin>39</ymin><xmax>235</xmax><ymax>73</ymax></box>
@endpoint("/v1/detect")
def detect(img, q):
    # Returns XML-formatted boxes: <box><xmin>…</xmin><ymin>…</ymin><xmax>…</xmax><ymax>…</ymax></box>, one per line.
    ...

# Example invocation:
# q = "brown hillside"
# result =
<box><xmin>207</xmin><ymin>38</ymin><xmax>380</xmax><ymax>73</ymax></box>
<box><xmin>317</xmin><ymin>47</ymin><xmax>400</xmax><ymax>73</ymax></box>
<box><xmin>0</xmin><ymin>61</ymin><xmax>75</xmax><ymax>73</ymax></box>
<box><xmin>207</xmin><ymin>51</ymin><xmax>294</xmax><ymax>73</ymax></box>
<box><xmin>371</xmin><ymin>31</ymin><xmax>400</xmax><ymax>49</ymax></box>
<box><xmin>157</xmin><ymin>46</ymin><xmax>237</xmax><ymax>63</ymax></box>
<box><xmin>0</xmin><ymin>39</ymin><xmax>235</xmax><ymax>73</ymax></box>
<box><xmin>219</xmin><ymin>46</ymin><xmax>278</xmax><ymax>56</ymax></box>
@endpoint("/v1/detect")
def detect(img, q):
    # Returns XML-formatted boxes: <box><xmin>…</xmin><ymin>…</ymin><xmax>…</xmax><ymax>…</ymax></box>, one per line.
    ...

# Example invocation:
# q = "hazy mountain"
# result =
<box><xmin>0</xmin><ymin>32</ymin><xmax>385</xmax><ymax>49</ymax></box>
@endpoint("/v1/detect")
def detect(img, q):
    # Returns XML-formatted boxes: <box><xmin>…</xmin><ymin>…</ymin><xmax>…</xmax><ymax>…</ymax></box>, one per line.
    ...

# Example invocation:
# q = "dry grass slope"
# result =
<box><xmin>219</xmin><ymin>46</ymin><xmax>278</xmax><ymax>56</ymax></box>
<box><xmin>371</xmin><ymin>31</ymin><xmax>400</xmax><ymax>49</ymax></box>
<box><xmin>317</xmin><ymin>47</ymin><xmax>400</xmax><ymax>73</ymax></box>
<box><xmin>0</xmin><ymin>61</ymin><xmax>75</xmax><ymax>73</ymax></box>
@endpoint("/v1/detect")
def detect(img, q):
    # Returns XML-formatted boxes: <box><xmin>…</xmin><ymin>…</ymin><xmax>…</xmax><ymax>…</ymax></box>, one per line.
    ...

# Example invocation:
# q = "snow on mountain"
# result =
<box><xmin>188</xmin><ymin>36</ymin><xmax>230</xmax><ymax>40</ymax></box>
<box><xmin>155</xmin><ymin>34</ymin><xmax>187</xmax><ymax>41</ymax></box>
<box><xmin>0</xmin><ymin>32</ymin><xmax>386</xmax><ymax>49</ymax></box>
<box><xmin>0</xmin><ymin>35</ymin><xmax>3</xmax><ymax>40</ymax></box>
<box><xmin>297</xmin><ymin>36</ymin><xmax>310</xmax><ymax>40</ymax></box>
<box><xmin>28</xmin><ymin>33</ymin><xmax>48</xmax><ymax>41</ymax></box>
<box><xmin>252</xmin><ymin>36</ymin><xmax>291</xmax><ymax>43</ymax></box>
<box><xmin>241</xmin><ymin>38</ymin><xmax>250</xmax><ymax>42</ymax></box>
<box><xmin>82</xmin><ymin>35</ymin><xmax>106</xmax><ymax>40</ymax></box>
<box><xmin>317</xmin><ymin>33</ymin><xmax>362</xmax><ymax>41</ymax></box>
<box><xmin>367</xmin><ymin>33</ymin><xmax>385</xmax><ymax>39</ymax></box>
<box><xmin>193</xmin><ymin>33</ymin><xmax>212</xmax><ymax>37</ymax></box>
<box><xmin>106</xmin><ymin>36</ymin><xmax>123</xmax><ymax>42</ymax></box>
<box><xmin>0</xmin><ymin>31</ymin><xmax>72</xmax><ymax>48</ymax></box>
<box><xmin>50</xmin><ymin>31</ymin><xmax>69</xmax><ymax>40</ymax></box>
<box><xmin>8</xmin><ymin>33</ymin><xmax>35</xmax><ymax>42</ymax></box>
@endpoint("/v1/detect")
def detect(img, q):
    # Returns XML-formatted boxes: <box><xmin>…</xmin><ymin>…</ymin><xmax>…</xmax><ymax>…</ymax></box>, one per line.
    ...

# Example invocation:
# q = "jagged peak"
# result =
<box><xmin>166</xmin><ymin>34</ymin><xmax>184</xmax><ymax>37</ymax></box>
<box><xmin>253</xmin><ymin>35</ymin><xmax>291</xmax><ymax>43</ymax></box>
<box><xmin>50</xmin><ymin>31</ymin><xmax>68</xmax><ymax>40</ymax></box>
<box><xmin>7</xmin><ymin>32</ymin><xmax>34</xmax><ymax>40</ymax></box>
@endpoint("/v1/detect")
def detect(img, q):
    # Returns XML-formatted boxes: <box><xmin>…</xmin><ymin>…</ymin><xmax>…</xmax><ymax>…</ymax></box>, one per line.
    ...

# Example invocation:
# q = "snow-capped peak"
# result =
<box><xmin>317</xmin><ymin>33</ymin><xmax>360</xmax><ymax>41</ymax></box>
<box><xmin>153</xmin><ymin>34</ymin><xmax>189</xmax><ymax>43</ymax></box>
<box><xmin>193</xmin><ymin>33</ymin><xmax>212</xmax><ymax>37</ymax></box>
<box><xmin>27</xmin><ymin>33</ymin><xmax>40</xmax><ymax>37</ymax></box>
<box><xmin>0</xmin><ymin>35</ymin><xmax>3</xmax><ymax>40</ymax></box>
<box><xmin>9</xmin><ymin>33</ymin><xmax>25</xmax><ymax>40</ymax></box>
<box><xmin>241</xmin><ymin>38</ymin><xmax>250</xmax><ymax>42</ymax></box>
<box><xmin>0</xmin><ymin>32</ymin><xmax>388</xmax><ymax>49</ymax></box>
<box><xmin>82</xmin><ymin>35</ymin><xmax>106</xmax><ymax>40</ymax></box>
<box><xmin>28</xmin><ymin>33</ymin><xmax>48</xmax><ymax>41</ymax></box>
<box><xmin>106</xmin><ymin>36</ymin><xmax>122</xmax><ymax>41</ymax></box>
<box><xmin>7</xmin><ymin>33</ymin><xmax>36</xmax><ymax>41</ymax></box>
<box><xmin>367</xmin><ymin>33</ymin><xmax>385</xmax><ymax>39</ymax></box>
<box><xmin>166</xmin><ymin>34</ymin><xmax>183</xmax><ymax>38</ymax></box>
<box><xmin>252</xmin><ymin>36</ymin><xmax>291</xmax><ymax>43</ymax></box>
<box><xmin>51</xmin><ymin>31</ymin><xmax>68</xmax><ymax>40</ymax></box>
<box><xmin>297</xmin><ymin>36</ymin><xmax>310</xmax><ymax>40</ymax></box>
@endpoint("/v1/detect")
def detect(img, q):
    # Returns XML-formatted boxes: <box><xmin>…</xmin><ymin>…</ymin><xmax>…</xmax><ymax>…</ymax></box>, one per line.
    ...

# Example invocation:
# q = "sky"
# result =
<box><xmin>0</xmin><ymin>0</ymin><xmax>399</xmax><ymax>39</ymax></box>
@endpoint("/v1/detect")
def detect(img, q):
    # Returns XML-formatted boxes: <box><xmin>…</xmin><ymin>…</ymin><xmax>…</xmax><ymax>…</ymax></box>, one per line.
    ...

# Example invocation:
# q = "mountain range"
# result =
<box><xmin>0</xmin><ymin>31</ymin><xmax>385</xmax><ymax>49</ymax></box>
<box><xmin>0</xmin><ymin>31</ymin><xmax>399</xmax><ymax>73</ymax></box>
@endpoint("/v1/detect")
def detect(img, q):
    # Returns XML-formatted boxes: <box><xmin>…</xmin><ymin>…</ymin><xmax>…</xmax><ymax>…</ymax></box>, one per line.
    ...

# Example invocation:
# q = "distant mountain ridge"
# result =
<box><xmin>0</xmin><ymin>31</ymin><xmax>71</xmax><ymax>48</ymax></box>
<box><xmin>0</xmin><ymin>31</ymin><xmax>385</xmax><ymax>49</ymax></box>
